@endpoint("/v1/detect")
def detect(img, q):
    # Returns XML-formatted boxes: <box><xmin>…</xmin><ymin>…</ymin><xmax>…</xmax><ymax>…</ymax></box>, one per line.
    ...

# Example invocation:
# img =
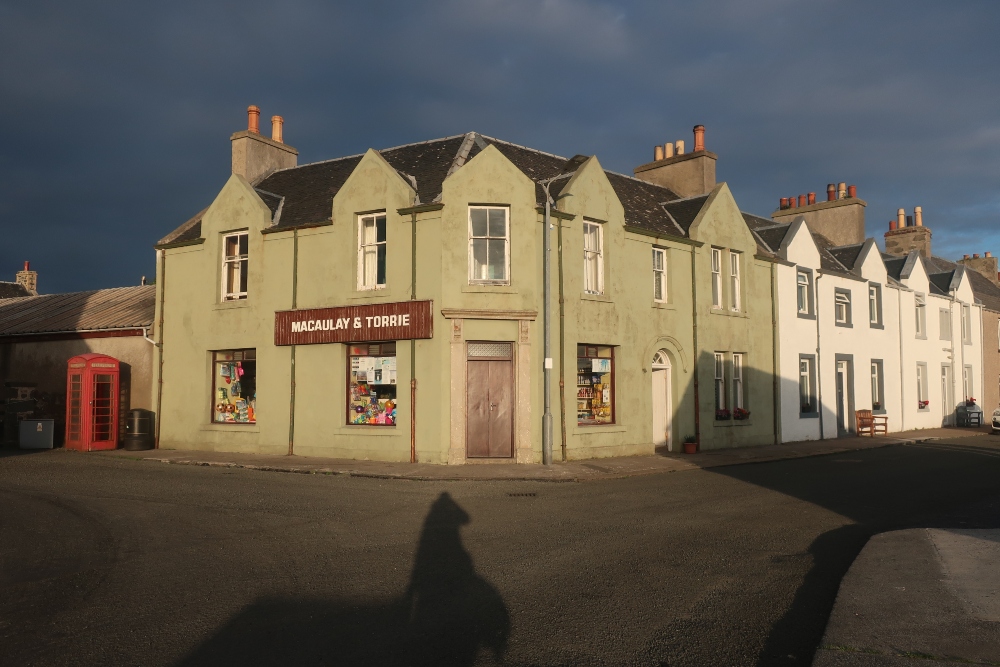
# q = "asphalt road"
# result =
<box><xmin>2</xmin><ymin>437</ymin><xmax>999</xmax><ymax>667</ymax></box>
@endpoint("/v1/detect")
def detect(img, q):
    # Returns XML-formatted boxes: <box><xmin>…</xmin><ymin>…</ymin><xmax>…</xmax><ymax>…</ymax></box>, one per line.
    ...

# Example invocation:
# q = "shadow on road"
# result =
<box><xmin>708</xmin><ymin>441</ymin><xmax>1000</xmax><ymax>666</ymax></box>
<box><xmin>177</xmin><ymin>492</ymin><xmax>509</xmax><ymax>667</ymax></box>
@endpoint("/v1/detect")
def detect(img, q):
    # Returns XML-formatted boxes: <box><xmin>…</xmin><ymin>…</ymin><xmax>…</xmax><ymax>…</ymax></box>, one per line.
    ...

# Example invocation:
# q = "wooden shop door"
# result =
<box><xmin>466</xmin><ymin>343</ymin><xmax>514</xmax><ymax>458</ymax></box>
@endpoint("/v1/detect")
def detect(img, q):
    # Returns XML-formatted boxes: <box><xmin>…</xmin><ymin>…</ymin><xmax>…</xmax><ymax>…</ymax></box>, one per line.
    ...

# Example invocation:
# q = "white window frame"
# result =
<box><xmin>714</xmin><ymin>352</ymin><xmax>726</xmax><ymax>411</ymax></box>
<box><xmin>732</xmin><ymin>353</ymin><xmax>744</xmax><ymax>409</ymax></box>
<box><xmin>357</xmin><ymin>213</ymin><xmax>387</xmax><ymax>290</ymax></box>
<box><xmin>730</xmin><ymin>252</ymin><xmax>742</xmax><ymax>312</ymax></box>
<box><xmin>468</xmin><ymin>206</ymin><xmax>510</xmax><ymax>285</ymax></box>
<box><xmin>868</xmin><ymin>284</ymin><xmax>882</xmax><ymax>326</ymax></box>
<box><xmin>652</xmin><ymin>247</ymin><xmax>667</xmax><ymax>303</ymax></box>
<box><xmin>916</xmin><ymin>362</ymin><xmax>928</xmax><ymax>408</ymax></box>
<box><xmin>915</xmin><ymin>293</ymin><xmax>926</xmax><ymax>337</ymax></box>
<box><xmin>835</xmin><ymin>291</ymin><xmax>851</xmax><ymax>325</ymax></box>
<box><xmin>939</xmin><ymin>308</ymin><xmax>952</xmax><ymax>341</ymax></box>
<box><xmin>221</xmin><ymin>231</ymin><xmax>249</xmax><ymax>301</ymax></box>
<box><xmin>871</xmin><ymin>360</ymin><xmax>884</xmax><ymax>410</ymax></box>
<box><xmin>797</xmin><ymin>271</ymin><xmax>810</xmax><ymax>315</ymax></box>
<box><xmin>963</xmin><ymin>364</ymin><xmax>974</xmax><ymax>401</ymax></box>
<box><xmin>962</xmin><ymin>304</ymin><xmax>971</xmax><ymax>344</ymax></box>
<box><xmin>711</xmin><ymin>248</ymin><xmax>723</xmax><ymax>308</ymax></box>
<box><xmin>583</xmin><ymin>221</ymin><xmax>604</xmax><ymax>295</ymax></box>
<box><xmin>799</xmin><ymin>356</ymin><xmax>815</xmax><ymax>414</ymax></box>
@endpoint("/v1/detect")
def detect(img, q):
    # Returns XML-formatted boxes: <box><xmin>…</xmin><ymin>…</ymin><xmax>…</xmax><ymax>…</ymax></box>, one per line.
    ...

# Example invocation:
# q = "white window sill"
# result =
<box><xmin>581</xmin><ymin>292</ymin><xmax>611</xmax><ymax>302</ymax></box>
<box><xmin>201</xmin><ymin>423</ymin><xmax>260</xmax><ymax>433</ymax></box>
<box><xmin>651</xmin><ymin>301</ymin><xmax>674</xmax><ymax>310</ymax></box>
<box><xmin>215</xmin><ymin>299</ymin><xmax>250</xmax><ymax>310</ymax></box>
<box><xmin>574</xmin><ymin>424</ymin><xmax>626</xmax><ymax>434</ymax></box>
<box><xmin>463</xmin><ymin>284</ymin><xmax>517</xmax><ymax>294</ymax></box>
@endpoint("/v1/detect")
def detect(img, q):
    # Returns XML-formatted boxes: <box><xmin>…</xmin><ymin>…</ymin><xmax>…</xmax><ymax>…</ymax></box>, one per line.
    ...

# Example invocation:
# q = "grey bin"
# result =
<box><xmin>123</xmin><ymin>409</ymin><xmax>155</xmax><ymax>451</ymax></box>
<box><xmin>19</xmin><ymin>419</ymin><xmax>54</xmax><ymax>449</ymax></box>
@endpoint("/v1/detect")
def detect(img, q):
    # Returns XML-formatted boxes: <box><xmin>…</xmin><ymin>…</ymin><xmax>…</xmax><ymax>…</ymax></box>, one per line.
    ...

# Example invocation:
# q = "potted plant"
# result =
<box><xmin>715</xmin><ymin>408</ymin><xmax>731</xmax><ymax>421</ymax></box>
<box><xmin>966</xmin><ymin>397</ymin><xmax>977</xmax><ymax>407</ymax></box>
<box><xmin>872</xmin><ymin>402</ymin><xmax>882</xmax><ymax>411</ymax></box>
<box><xmin>919</xmin><ymin>400</ymin><xmax>930</xmax><ymax>409</ymax></box>
<box><xmin>682</xmin><ymin>435</ymin><xmax>698</xmax><ymax>455</ymax></box>
<box><xmin>733</xmin><ymin>407</ymin><xmax>751</xmax><ymax>421</ymax></box>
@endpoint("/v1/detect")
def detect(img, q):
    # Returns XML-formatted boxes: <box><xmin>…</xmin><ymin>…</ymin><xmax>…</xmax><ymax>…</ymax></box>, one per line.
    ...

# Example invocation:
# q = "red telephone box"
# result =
<box><xmin>65</xmin><ymin>353</ymin><xmax>120</xmax><ymax>451</ymax></box>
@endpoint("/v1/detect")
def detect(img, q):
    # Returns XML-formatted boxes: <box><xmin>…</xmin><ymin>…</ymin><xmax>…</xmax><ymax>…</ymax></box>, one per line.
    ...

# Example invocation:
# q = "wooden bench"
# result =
<box><xmin>856</xmin><ymin>409</ymin><xmax>888</xmax><ymax>436</ymax></box>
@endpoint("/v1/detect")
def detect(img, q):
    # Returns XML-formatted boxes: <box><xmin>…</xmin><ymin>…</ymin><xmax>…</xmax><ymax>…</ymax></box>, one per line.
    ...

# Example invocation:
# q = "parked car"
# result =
<box><xmin>992</xmin><ymin>408</ymin><xmax>1000</xmax><ymax>434</ymax></box>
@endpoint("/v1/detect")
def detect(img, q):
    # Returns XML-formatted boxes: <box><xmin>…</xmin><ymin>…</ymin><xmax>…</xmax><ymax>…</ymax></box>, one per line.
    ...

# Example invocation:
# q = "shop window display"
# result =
<box><xmin>212</xmin><ymin>349</ymin><xmax>256</xmax><ymax>423</ymax></box>
<box><xmin>576</xmin><ymin>344</ymin><xmax>614</xmax><ymax>425</ymax></box>
<box><xmin>348</xmin><ymin>342</ymin><xmax>398</xmax><ymax>425</ymax></box>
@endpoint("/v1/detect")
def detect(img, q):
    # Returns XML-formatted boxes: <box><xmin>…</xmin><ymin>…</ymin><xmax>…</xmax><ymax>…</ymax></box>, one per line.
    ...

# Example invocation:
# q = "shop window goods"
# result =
<box><xmin>213</xmin><ymin>349</ymin><xmax>256</xmax><ymax>423</ymax></box>
<box><xmin>577</xmin><ymin>345</ymin><xmax>614</xmax><ymax>425</ymax></box>
<box><xmin>348</xmin><ymin>342</ymin><xmax>397</xmax><ymax>425</ymax></box>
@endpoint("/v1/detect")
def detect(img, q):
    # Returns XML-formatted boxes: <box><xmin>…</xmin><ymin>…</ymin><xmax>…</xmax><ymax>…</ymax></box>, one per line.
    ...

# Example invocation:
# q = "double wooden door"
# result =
<box><xmin>466</xmin><ymin>357</ymin><xmax>513</xmax><ymax>458</ymax></box>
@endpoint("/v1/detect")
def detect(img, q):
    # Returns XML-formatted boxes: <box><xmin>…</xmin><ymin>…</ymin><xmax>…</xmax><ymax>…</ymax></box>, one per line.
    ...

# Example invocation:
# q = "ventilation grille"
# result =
<box><xmin>468</xmin><ymin>342</ymin><xmax>512</xmax><ymax>359</ymax></box>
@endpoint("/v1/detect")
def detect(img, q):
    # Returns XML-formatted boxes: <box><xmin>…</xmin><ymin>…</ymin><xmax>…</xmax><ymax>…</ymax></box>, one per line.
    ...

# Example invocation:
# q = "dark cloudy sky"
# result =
<box><xmin>2</xmin><ymin>1</ymin><xmax>999</xmax><ymax>293</ymax></box>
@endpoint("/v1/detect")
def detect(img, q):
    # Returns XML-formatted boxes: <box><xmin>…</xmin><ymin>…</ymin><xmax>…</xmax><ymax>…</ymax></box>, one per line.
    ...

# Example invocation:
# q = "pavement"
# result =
<box><xmin>99</xmin><ymin>424</ymin><xmax>993</xmax><ymax>482</ymax></box>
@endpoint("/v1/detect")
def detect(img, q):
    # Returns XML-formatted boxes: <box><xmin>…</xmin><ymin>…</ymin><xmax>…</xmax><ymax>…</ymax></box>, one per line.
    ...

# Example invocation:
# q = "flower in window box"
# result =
<box><xmin>715</xmin><ymin>409</ymin><xmax>731</xmax><ymax>421</ymax></box>
<box><xmin>919</xmin><ymin>400</ymin><xmax>930</xmax><ymax>409</ymax></box>
<box><xmin>872</xmin><ymin>402</ymin><xmax>882</xmax><ymax>411</ymax></box>
<box><xmin>733</xmin><ymin>408</ymin><xmax>750</xmax><ymax>420</ymax></box>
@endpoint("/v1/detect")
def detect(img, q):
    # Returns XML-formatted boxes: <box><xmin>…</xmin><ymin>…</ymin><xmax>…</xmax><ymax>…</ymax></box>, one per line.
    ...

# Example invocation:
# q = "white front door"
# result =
<box><xmin>651</xmin><ymin>351</ymin><xmax>672</xmax><ymax>450</ymax></box>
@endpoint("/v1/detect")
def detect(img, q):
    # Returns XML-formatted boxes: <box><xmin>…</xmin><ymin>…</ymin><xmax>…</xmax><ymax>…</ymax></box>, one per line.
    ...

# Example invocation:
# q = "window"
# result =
<box><xmin>358</xmin><ymin>214</ymin><xmax>387</xmax><ymax>290</ymax></box>
<box><xmin>939</xmin><ymin>308</ymin><xmax>952</xmax><ymax>341</ymax></box>
<box><xmin>730</xmin><ymin>252</ymin><xmax>742</xmax><ymax>312</ymax></box>
<box><xmin>711</xmin><ymin>248</ymin><xmax>723</xmax><ymax>308</ymax></box>
<box><xmin>652</xmin><ymin>248</ymin><xmax>667</xmax><ymax>302</ymax></box>
<box><xmin>469</xmin><ymin>206</ymin><xmax>509</xmax><ymax>284</ymax></box>
<box><xmin>732</xmin><ymin>353</ymin><xmax>744</xmax><ymax>410</ymax></box>
<box><xmin>799</xmin><ymin>356</ymin><xmax>817</xmax><ymax>414</ymax></box>
<box><xmin>962</xmin><ymin>305</ymin><xmax>971</xmax><ymax>344</ymax></box>
<box><xmin>212</xmin><ymin>349</ymin><xmax>256</xmax><ymax>423</ymax></box>
<box><xmin>221</xmin><ymin>232</ymin><xmax>249</xmax><ymax>301</ymax></box>
<box><xmin>964</xmin><ymin>364</ymin><xmax>974</xmax><ymax>402</ymax></box>
<box><xmin>796</xmin><ymin>270</ymin><xmax>812</xmax><ymax>315</ymax></box>
<box><xmin>916</xmin><ymin>362</ymin><xmax>929</xmax><ymax>409</ymax></box>
<box><xmin>583</xmin><ymin>222</ymin><xmax>604</xmax><ymax>295</ymax></box>
<box><xmin>868</xmin><ymin>283</ymin><xmax>882</xmax><ymax>327</ymax></box>
<box><xmin>871</xmin><ymin>360</ymin><xmax>884</xmax><ymax>411</ymax></box>
<box><xmin>714</xmin><ymin>352</ymin><xmax>726</xmax><ymax>413</ymax></box>
<box><xmin>348</xmin><ymin>342</ymin><xmax>397</xmax><ymax>425</ymax></box>
<box><xmin>915</xmin><ymin>293</ymin><xmax>926</xmax><ymax>337</ymax></box>
<box><xmin>834</xmin><ymin>289</ymin><xmax>852</xmax><ymax>326</ymax></box>
<box><xmin>576</xmin><ymin>345</ymin><xmax>614</xmax><ymax>425</ymax></box>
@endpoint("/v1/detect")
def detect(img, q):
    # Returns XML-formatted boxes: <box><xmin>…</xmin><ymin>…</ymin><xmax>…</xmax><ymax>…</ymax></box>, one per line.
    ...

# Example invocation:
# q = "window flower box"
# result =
<box><xmin>872</xmin><ymin>402</ymin><xmax>882</xmax><ymax>411</ymax></box>
<box><xmin>715</xmin><ymin>409</ymin><xmax>731</xmax><ymax>421</ymax></box>
<box><xmin>733</xmin><ymin>408</ymin><xmax>751</xmax><ymax>421</ymax></box>
<box><xmin>918</xmin><ymin>400</ymin><xmax>930</xmax><ymax>409</ymax></box>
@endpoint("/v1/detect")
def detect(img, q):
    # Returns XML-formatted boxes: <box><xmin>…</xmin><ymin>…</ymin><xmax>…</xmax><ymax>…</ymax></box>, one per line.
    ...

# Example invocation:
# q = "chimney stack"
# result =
<box><xmin>771</xmin><ymin>179</ymin><xmax>868</xmax><ymax>245</ymax></box>
<box><xmin>15</xmin><ymin>261</ymin><xmax>37</xmax><ymax>295</ymax></box>
<box><xmin>633</xmin><ymin>124</ymin><xmax>717</xmax><ymax>197</ymax></box>
<box><xmin>271</xmin><ymin>116</ymin><xmax>284</xmax><ymax>144</ymax></box>
<box><xmin>693</xmin><ymin>125</ymin><xmax>705</xmax><ymax>152</ymax></box>
<box><xmin>958</xmin><ymin>249</ymin><xmax>1000</xmax><ymax>287</ymax></box>
<box><xmin>885</xmin><ymin>205</ymin><xmax>932</xmax><ymax>258</ymax></box>
<box><xmin>231</xmin><ymin>105</ymin><xmax>298</xmax><ymax>184</ymax></box>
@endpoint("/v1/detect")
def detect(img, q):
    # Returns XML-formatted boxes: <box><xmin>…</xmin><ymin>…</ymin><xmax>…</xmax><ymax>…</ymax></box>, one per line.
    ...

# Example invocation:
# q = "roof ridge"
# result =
<box><xmin>0</xmin><ymin>285</ymin><xmax>153</xmax><ymax>303</ymax></box>
<box><xmin>661</xmin><ymin>192</ymin><xmax>710</xmax><ymax>205</ymax></box>
<box><xmin>478</xmin><ymin>134</ymin><xmax>569</xmax><ymax>163</ymax></box>
<box><xmin>272</xmin><ymin>133</ymin><xmax>472</xmax><ymax>174</ymax></box>
<box><xmin>602</xmin><ymin>168</ymin><xmax>680</xmax><ymax>198</ymax></box>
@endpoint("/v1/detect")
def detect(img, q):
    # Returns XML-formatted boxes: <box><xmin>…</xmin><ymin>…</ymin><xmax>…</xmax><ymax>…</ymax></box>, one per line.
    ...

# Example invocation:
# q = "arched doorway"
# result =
<box><xmin>651</xmin><ymin>350</ymin><xmax>672</xmax><ymax>450</ymax></box>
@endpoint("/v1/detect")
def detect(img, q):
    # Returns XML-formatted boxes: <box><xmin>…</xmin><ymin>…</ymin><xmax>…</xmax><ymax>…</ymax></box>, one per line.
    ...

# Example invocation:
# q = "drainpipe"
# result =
<box><xmin>410</xmin><ymin>211</ymin><xmax>418</xmax><ymax>464</ymax></box>
<box><xmin>950</xmin><ymin>298</ymin><xmax>957</xmax><ymax>424</ymax></box>
<box><xmin>541</xmin><ymin>181</ymin><xmax>554</xmax><ymax>465</ymax></box>
<box><xmin>770</xmin><ymin>261</ymin><xmax>780</xmax><ymax>445</ymax></box>
<box><xmin>690</xmin><ymin>245</ymin><xmax>700</xmax><ymax>448</ymax></box>
<box><xmin>287</xmin><ymin>228</ymin><xmax>299</xmax><ymax>456</ymax></box>
<box><xmin>557</xmin><ymin>213</ymin><xmax>567</xmax><ymax>461</ymax></box>
<box><xmin>896</xmin><ymin>286</ymin><xmax>905</xmax><ymax>432</ymax></box>
<box><xmin>815</xmin><ymin>273</ymin><xmax>824</xmax><ymax>440</ymax></box>
<box><xmin>154</xmin><ymin>249</ymin><xmax>166</xmax><ymax>448</ymax></box>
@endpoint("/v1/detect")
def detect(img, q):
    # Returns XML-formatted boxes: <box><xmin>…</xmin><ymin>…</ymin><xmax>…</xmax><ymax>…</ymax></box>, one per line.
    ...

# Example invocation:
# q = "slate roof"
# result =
<box><xmin>966</xmin><ymin>270</ymin><xmax>1000</xmax><ymax>312</ymax></box>
<box><xmin>828</xmin><ymin>243</ymin><xmax>865</xmax><ymax>272</ymax></box>
<box><xmin>0</xmin><ymin>286</ymin><xmax>155</xmax><ymax>337</ymax></box>
<box><xmin>882</xmin><ymin>254</ymin><xmax>907</xmax><ymax>281</ymax></box>
<box><xmin>740</xmin><ymin>214</ymin><xmax>789</xmax><ymax>255</ymax></box>
<box><xmin>0</xmin><ymin>282</ymin><xmax>31</xmax><ymax>299</ymax></box>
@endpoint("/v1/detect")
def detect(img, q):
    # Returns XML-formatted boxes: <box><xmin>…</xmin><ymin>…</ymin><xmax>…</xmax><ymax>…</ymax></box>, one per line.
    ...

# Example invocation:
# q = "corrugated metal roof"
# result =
<box><xmin>0</xmin><ymin>286</ymin><xmax>155</xmax><ymax>336</ymax></box>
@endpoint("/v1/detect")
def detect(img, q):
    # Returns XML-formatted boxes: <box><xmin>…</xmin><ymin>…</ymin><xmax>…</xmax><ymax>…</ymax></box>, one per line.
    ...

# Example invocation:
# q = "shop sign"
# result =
<box><xmin>274</xmin><ymin>300</ymin><xmax>433</xmax><ymax>346</ymax></box>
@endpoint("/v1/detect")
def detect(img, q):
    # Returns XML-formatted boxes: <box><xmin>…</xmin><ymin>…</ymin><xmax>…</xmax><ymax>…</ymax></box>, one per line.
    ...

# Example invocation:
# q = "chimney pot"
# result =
<box><xmin>654</xmin><ymin>145</ymin><xmax>664</xmax><ymax>161</ymax></box>
<box><xmin>664</xmin><ymin>142</ymin><xmax>674</xmax><ymax>158</ymax></box>
<box><xmin>847</xmin><ymin>184</ymin><xmax>857</xmax><ymax>198</ymax></box>
<box><xmin>974</xmin><ymin>253</ymin><xmax>980</xmax><ymax>259</ymax></box>
<box><xmin>838</xmin><ymin>182</ymin><xmax>847</xmax><ymax>199</ymax></box>
<box><xmin>914</xmin><ymin>206</ymin><xmax>923</xmax><ymax>227</ymax></box>
<box><xmin>890</xmin><ymin>220</ymin><xmax>897</xmax><ymax>231</ymax></box>
<box><xmin>798</xmin><ymin>194</ymin><xmax>807</xmax><ymax>207</ymax></box>
<box><xmin>907</xmin><ymin>215</ymin><xmax>913</xmax><ymax>226</ymax></box>
<box><xmin>987</xmin><ymin>251</ymin><xmax>993</xmax><ymax>257</ymax></box>
<box><xmin>693</xmin><ymin>125</ymin><xmax>705</xmax><ymax>152</ymax></box>
<box><xmin>807</xmin><ymin>192</ymin><xmax>816</xmax><ymax>205</ymax></box>
<box><xmin>965</xmin><ymin>254</ymin><xmax>971</xmax><ymax>259</ymax></box>
<box><xmin>675</xmin><ymin>140</ymin><xmax>685</xmax><ymax>155</ymax></box>
<box><xmin>23</xmin><ymin>261</ymin><xmax>29</xmax><ymax>271</ymax></box>
<box><xmin>827</xmin><ymin>184</ymin><xmax>836</xmax><ymax>202</ymax></box>
<box><xmin>247</xmin><ymin>105</ymin><xmax>260</xmax><ymax>134</ymax></box>
<box><xmin>897</xmin><ymin>208</ymin><xmax>906</xmax><ymax>227</ymax></box>
<box><xmin>780</xmin><ymin>197</ymin><xmax>789</xmax><ymax>209</ymax></box>
<box><xmin>271</xmin><ymin>115</ymin><xmax>284</xmax><ymax>144</ymax></box>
